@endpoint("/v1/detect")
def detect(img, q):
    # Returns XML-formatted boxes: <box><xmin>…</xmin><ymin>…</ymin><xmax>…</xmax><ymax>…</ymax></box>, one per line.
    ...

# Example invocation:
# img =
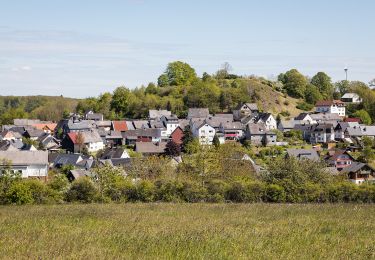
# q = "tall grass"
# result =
<box><xmin>0</xmin><ymin>204</ymin><xmax>374</xmax><ymax>259</ymax></box>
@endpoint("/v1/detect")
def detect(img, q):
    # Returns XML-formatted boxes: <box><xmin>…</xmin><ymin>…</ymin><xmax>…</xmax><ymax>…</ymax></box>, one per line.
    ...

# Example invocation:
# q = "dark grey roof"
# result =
<box><xmin>25</xmin><ymin>128</ymin><xmax>45</xmax><ymax>138</ymax></box>
<box><xmin>122</xmin><ymin>129</ymin><xmax>161</xmax><ymax>138</ymax></box>
<box><xmin>100</xmin><ymin>148</ymin><xmax>127</xmax><ymax>159</ymax></box>
<box><xmin>132</xmin><ymin>120</ymin><xmax>150</xmax><ymax>129</ymax></box>
<box><xmin>86</xmin><ymin>113</ymin><xmax>103</xmax><ymax>121</ymax></box>
<box><xmin>342</xmin><ymin>162</ymin><xmax>374</xmax><ymax>173</ymax></box>
<box><xmin>67</xmin><ymin>120</ymin><xmax>96</xmax><ymax>131</ymax></box>
<box><xmin>53</xmin><ymin>154</ymin><xmax>83</xmax><ymax>167</ymax></box>
<box><xmin>295</xmin><ymin>113</ymin><xmax>310</xmax><ymax>121</ymax></box>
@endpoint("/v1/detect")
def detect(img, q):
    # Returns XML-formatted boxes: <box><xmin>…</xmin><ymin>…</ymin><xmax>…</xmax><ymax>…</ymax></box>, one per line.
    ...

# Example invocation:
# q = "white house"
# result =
<box><xmin>191</xmin><ymin>120</ymin><xmax>216</xmax><ymax>145</ymax></box>
<box><xmin>294</xmin><ymin>113</ymin><xmax>317</xmax><ymax>125</ymax></box>
<box><xmin>256</xmin><ymin>113</ymin><xmax>277</xmax><ymax>130</ymax></box>
<box><xmin>0</xmin><ymin>150</ymin><xmax>48</xmax><ymax>178</ymax></box>
<box><xmin>315</xmin><ymin>100</ymin><xmax>346</xmax><ymax>117</ymax></box>
<box><xmin>161</xmin><ymin>115</ymin><xmax>180</xmax><ymax>136</ymax></box>
<box><xmin>341</xmin><ymin>93</ymin><xmax>362</xmax><ymax>104</ymax></box>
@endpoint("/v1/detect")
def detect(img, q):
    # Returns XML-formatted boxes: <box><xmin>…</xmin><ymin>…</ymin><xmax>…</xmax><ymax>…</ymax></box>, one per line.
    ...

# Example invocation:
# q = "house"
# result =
<box><xmin>341</xmin><ymin>93</ymin><xmax>362</xmax><ymax>104</ymax></box>
<box><xmin>191</xmin><ymin>120</ymin><xmax>216</xmax><ymax>145</ymax></box>
<box><xmin>32</xmin><ymin>123</ymin><xmax>57</xmax><ymax>134</ymax></box>
<box><xmin>62</xmin><ymin>130</ymin><xmax>104</xmax><ymax>153</ymax></box>
<box><xmin>95</xmin><ymin>121</ymin><xmax>112</xmax><ymax>132</ymax></box>
<box><xmin>37</xmin><ymin>133</ymin><xmax>61</xmax><ymax>151</ymax></box>
<box><xmin>112</xmin><ymin>121</ymin><xmax>128</xmax><ymax>132</ymax></box>
<box><xmin>100</xmin><ymin>148</ymin><xmax>130</xmax><ymax>160</ymax></box>
<box><xmin>85</xmin><ymin>111</ymin><xmax>104</xmax><ymax>121</ymax></box>
<box><xmin>24</xmin><ymin>128</ymin><xmax>46</xmax><ymax>140</ymax></box>
<box><xmin>0</xmin><ymin>140</ymin><xmax>24</xmax><ymax>151</ymax></box>
<box><xmin>132</xmin><ymin>120</ymin><xmax>150</xmax><ymax>130</ymax></box>
<box><xmin>315</xmin><ymin>100</ymin><xmax>346</xmax><ymax>117</ymax></box>
<box><xmin>0</xmin><ymin>130</ymin><xmax>23</xmax><ymax>141</ymax></box>
<box><xmin>187</xmin><ymin>108</ymin><xmax>210</xmax><ymax>119</ymax></box>
<box><xmin>105</xmin><ymin>131</ymin><xmax>124</xmax><ymax>147</ymax></box>
<box><xmin>135</xmin><ymin>141</ymin><xmax>167</xmax><ymax>156</ymax></box>
<box><xmin>310</xmin><ymin>113</ymin><xmax>342</xmax><ymax>125</ymax></box>
<box><xmin>255</xmin><ymin>113</ymin><xmax>277</xmax><ymax>130</ymax></box>
<box><xmin>294</xmin><ymin>113</ymin><xmax>316</xmax><ymax>124</ymax></box>
<box><xmin>278</xmin><ymin>120</ymin><xmax>296</xmax><ymax>132</ymax></box>
<box><xmin>309</xmin><ymin>123</ymin><xmax>335</xmax><ymax>144</ymax></box>
<box><xmin>245</xmin><ymin>123</ymin><xmax>277</xmax><ymax>146</ymax></box>
<box><xmin>171</xmin><ymin>126</ymin><xmax>184</xmax><ymax>145</ymax></box>
<box><xmin>122</xmin><ymin>129</ymin><xmax>162</xmax><ymax>145</ymax></box>
<box><xmin>0</xmin><ymin>151</ymin><xmax>48</xmax><ymax>179</ymax></box>
<box><xmin>344</xmin><ymin>118</ymin><xmax>361</xmax><ymax>123</ymax></box>
<box><xmin>286</xmin><ymin>148</ymin><xmax>320</xmax><ymax>161</ymax></box>
<box><xmin>160</xmin><ymin>115</ymin><xmax>179</xmax><ymax>136</ymax></box>
<box><xmin>233</xmin><ymin>103</ymin><xmax>259</xmax><ymax>121</ymax></box>
<box><xmin>219</xmin><ymin>121</ymin><xmax>243</xmax><ymax>141</ymax></box>
<box><xmin>334</xmin><ymin>122</ymin><xmax>360</xmax><ymax>140</ymax></box>
<box><xmin>13</xmin><ymin>119</ymin><xmax>41</xmax><ymax>126</ymax></box>
<box><xmin>149</xmin><ymin>109</ymin><xmax>172</xmax><ymax>120</ymax></box>
<box><xmin>342</xmin><ymin>162</ymin><xmax>375</xmax><ymax>184</ymax></box>
<box><xmin>66</xmin><ymin>169</ymin><xmax>93</xmax><ymax>182</ymax></box>
<box><xmin>52</xmin><ymin>153</ymin><xmax>94</xmax><ymax>170</ymax></box>
<box><xmin>325</xmin><ymin>150</ymin><xmax>354</xmax><ymax>171</ymax></box>
<box><xmin>65</xmin><ymin>119</ymin><xmax>96</xmax><ymax>134</ymax></box>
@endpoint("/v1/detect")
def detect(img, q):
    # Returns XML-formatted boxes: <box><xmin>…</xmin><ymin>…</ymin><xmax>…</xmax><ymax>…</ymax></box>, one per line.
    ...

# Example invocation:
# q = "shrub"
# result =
<box><xmin>206</xmin><ymin>180</ymin><xmax>229</xmax><ymax>202</ymax></box>
<box><xmin>66</xmin><ymin>178</ymin><xmax>98</xmax><ymax>203</ymax></box>
<box><xmin>135</xmin><ymin>180</ymin><xmax>155</xmax><ymax>202</ymax></box>
<box><xmin>6</xmin><ymin>182</ymin><xmax>34</xmax><ymax>205</ymax></box>
<box><xmin>226</xmin><ymin>181</ymin><xmax>265</xmax><ymax>203</ymax></box>
<box><xmin>180</xmin><ymin>181</ymin><xmax>207</xmax><ymax>202</ymax></box>
<box><xmin>154</xmin><ymin>180</ymin><xmax>182</xmax><ymax>202</ymax></box>
<box><xmin>265</xmin><ymin>184</ymin><xmax>286</xmax><ymax>202</ymax></box>
<box><xmin>296</xmin><ymin>102</ymin><xmax>314</xmax><ymax>111</ymax></box>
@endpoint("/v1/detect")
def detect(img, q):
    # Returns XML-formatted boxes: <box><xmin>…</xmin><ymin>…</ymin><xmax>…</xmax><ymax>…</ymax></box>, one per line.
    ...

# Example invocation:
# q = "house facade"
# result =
<box><xmin>191</xmin><ymin>121</ymin><xmax>216</xmax><ymax>145</ymax></box>
<box><xmin>315</xmin><ymin>100</ymin><xmax>346</xmax><ymax>117</ymax></box>
<box><xmin>0</xmin><ymin>151</ymin><xmax>48</xmax><ymax>178</ymax></box>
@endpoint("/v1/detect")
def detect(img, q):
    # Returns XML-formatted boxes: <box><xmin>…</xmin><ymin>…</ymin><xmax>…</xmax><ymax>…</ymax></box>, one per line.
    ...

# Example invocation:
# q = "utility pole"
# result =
<box><xmin>344</xmin><ymin>67</ymin><xmax>348</xmax><ymax>81</ymax></box>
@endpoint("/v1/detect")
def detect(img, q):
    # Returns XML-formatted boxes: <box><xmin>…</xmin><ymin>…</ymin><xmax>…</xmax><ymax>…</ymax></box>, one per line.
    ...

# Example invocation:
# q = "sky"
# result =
<box><xmin>0</xmin><ymin>0</ymin><xmax>374</xmax><ymax>98</ymax></box>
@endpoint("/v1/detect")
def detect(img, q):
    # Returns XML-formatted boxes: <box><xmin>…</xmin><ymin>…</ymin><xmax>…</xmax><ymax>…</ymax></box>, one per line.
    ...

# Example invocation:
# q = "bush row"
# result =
<box><xmin>3</xmin><ymin>177</ymin><xmax>375</xmax><ymax>205</ymax></box>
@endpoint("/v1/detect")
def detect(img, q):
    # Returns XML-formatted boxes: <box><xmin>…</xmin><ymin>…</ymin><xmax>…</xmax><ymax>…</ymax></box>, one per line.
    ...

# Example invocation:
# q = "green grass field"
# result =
<box><xmin>0</xmin><ymin>204</ymin><xmax>374</xmax><ymax>259</ymax></box>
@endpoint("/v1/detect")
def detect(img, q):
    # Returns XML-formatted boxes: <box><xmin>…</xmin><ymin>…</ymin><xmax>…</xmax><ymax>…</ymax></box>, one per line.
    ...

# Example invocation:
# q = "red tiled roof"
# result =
<box><xmin>67</xmin><ymin>132</ymin><xmax>78</xmax><ymax>144</ymax></box>
<box><xmin>315</xmin><ymin>100</ymin><xmax>345</xmax><ymax>107</ymax></box>
<box><xmin>32</xmin><ymin>123</ymin><xmax>57</xmax><ymax>131</ymax></box>
<box><xmin>344</xmin><ymin>118</ymin><xmax>361</xmax><ymax>123</ymax></box>
<box><xmin>113</xmin><ymin>121</ymin><xmax>128</xmax><ymax>132</ymax></box>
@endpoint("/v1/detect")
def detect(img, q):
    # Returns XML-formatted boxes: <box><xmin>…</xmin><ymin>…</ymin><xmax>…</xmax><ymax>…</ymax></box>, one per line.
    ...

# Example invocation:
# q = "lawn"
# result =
<box><xmin>0</xmin><ymin>204</ymin><xmax>374</xmax><ymax>259</ymax></box>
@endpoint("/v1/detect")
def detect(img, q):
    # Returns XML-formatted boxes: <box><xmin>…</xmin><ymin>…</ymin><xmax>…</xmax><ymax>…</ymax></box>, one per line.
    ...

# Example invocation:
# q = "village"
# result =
<box><xmin>0</xmin><ymin>91</ymin><xmax>374</xmax><ymax>185</ymax></box>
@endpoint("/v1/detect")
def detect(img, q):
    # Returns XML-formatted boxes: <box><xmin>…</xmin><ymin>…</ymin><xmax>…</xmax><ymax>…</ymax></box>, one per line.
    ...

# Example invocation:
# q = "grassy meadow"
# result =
<box><xmin>0</xmin><ymin>204</ymin><xmax>374</xmax><ymax>259</ymax></box>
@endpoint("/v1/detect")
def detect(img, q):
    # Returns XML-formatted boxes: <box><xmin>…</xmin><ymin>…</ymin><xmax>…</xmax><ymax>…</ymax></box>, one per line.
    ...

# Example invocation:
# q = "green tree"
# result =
<box><xmin>110</xmin><ymin>86</ymin><xmax>132</xmax><ymax>116</ymax></box>
<box><xmin>66</xmin><ymin>178</ymin><xmax>98</xmax><ymax>203</ymax></box>
<box><xmin>162</xmin><ymin>61</ymin><xmax>197</xmax><ymax>86</ymax></box>
<box><xmin>305</xmin><ymin>84</ymin><xmax>323</xmax><ymax>104</ymax></box>
<box><xmin>279</xmin><ymin>69</ymin><xmax>307</xmax><ymax>98</ymax></box>
<box><xmin>212</xmin><ymin>135</ymin><xmax>220</xmax><ymax>148</ymax></box>
<box><xmin>311</xmin><ymin>72</ymin><xmax>334</xmax><ymax>99</ymax></box>
<box><xmin>352</xmin><ymin>110</ymin><xmax>372</xmax><ymax>125</ymax></box>
<box><xmin>157</xmin><ymin>74</ymin><xmax>169</xmax><ymax>87</ymax></box>
<box><xmin>165</xmin><ymin>140</ymin><xmax>181</xmax><ymax>156</ymax></box>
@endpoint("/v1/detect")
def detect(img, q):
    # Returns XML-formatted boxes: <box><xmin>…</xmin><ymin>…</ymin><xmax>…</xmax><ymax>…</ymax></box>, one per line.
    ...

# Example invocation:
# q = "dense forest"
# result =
<box><xmin>1</xmin><ymin>61</ymin><xmax>374</xmax><ymax>125</ymax></box>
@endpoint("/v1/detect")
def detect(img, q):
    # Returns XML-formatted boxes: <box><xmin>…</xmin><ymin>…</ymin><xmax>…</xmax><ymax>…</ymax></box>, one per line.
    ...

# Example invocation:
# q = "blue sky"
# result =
<box><xmin>0</xmin><ymin>0</ymin><xmax>374</xmax><ymax>97</ymax></box>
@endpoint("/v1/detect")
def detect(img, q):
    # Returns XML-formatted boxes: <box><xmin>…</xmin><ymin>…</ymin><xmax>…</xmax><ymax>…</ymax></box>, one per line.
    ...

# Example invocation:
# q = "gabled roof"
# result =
<box><xmin>133</xmin><ymin>120</ymin><xmax>150</xmax><ymax>129</ymax></box>
<box><xmin>135</xmin><ymin>142</ymin><xmax>167</xmax><ymax>154</ymax></box>
<box><xmin>86</xmin><ymin>113</ymin><xmax>103</xmax><ymax>121</ymax></box>
<box><xmin>187</xmin><ymin>108</ymin><xmax>210</xmax><ymax>119</ymax></box>
<box><xmin>67</xmin><ymin>130</ymin><xmax>103</xmax><ymax>144</ymax></box>
<box><xmin>247</xmin><ymin>123</ymin><xmax>273</xmax><ymax>135</ymax></box>
<box><xmin>344</xmin><ymin>118</ymin><xmax>361</xmax><ymax>123</ymax></box>
<box><xmin>295</xmin><ymin>113</ymin><xmax>310</xmax><ymax>121</ymax></box>
<box><xmin>25</xmin><ymin>128</ymin><xmax>45</xmax><ymax>138</ymax></box>
<box><xmin>112</xmin><ymin>121</ymin><xmax>128</xmax><ymax>132</ymax></box>
<box><xmin>32</xmin><ymin>123</ymin><xmax>57</xmax><ymax>131</ymax></box>
<box><xmin>0</xmin><ymin>151</ymin><xmax>48</xmax><ymax>165</ymax></box>
<box><xmin>342</xmin><ymin>162</ymin><xmax>374</xmax><ymax>174</ymax></box>
<box><xmin>286</xmin><ymin>149</ymin><xmax>320</xmax><ymax>161</ymax></box>
<box><xmin>122</xmin><ymin>128</ymin><xmax>162</xmax><ymax>138</ymax></box>
<box><xmin>236</xmin><ymin>103</ymin><xmax>258</xmax><ymax>111</ymax></box>
<box><xmin>67</xmin><ymin>120</ymin><xmax>96</xmax><ymax>130</ymax></box>
<box><xmin>149</xmin><ymin>109</ymin><xmax>172</xmax><ymax>119</ymax></box>
<box><xmin>310</xmin><ymin>113</ymin><xmax>342</xmax><ymax>121</ymax></box>
<box><xmin>341</xmin><ymin>93</ymin><xmax>360</xmax><ymax>99</ymax></box>
<box><xmin>315</xmin><ymin>100</ymin><xmax>345</xmax><ymax>107</ymax></box>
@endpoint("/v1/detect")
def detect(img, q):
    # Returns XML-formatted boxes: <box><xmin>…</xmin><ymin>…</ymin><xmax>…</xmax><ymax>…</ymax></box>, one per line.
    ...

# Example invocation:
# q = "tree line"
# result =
<box><xmin>1</xmin><ymin>143</ymin><xmax>375</xmax><ymax>205</ymax></box>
